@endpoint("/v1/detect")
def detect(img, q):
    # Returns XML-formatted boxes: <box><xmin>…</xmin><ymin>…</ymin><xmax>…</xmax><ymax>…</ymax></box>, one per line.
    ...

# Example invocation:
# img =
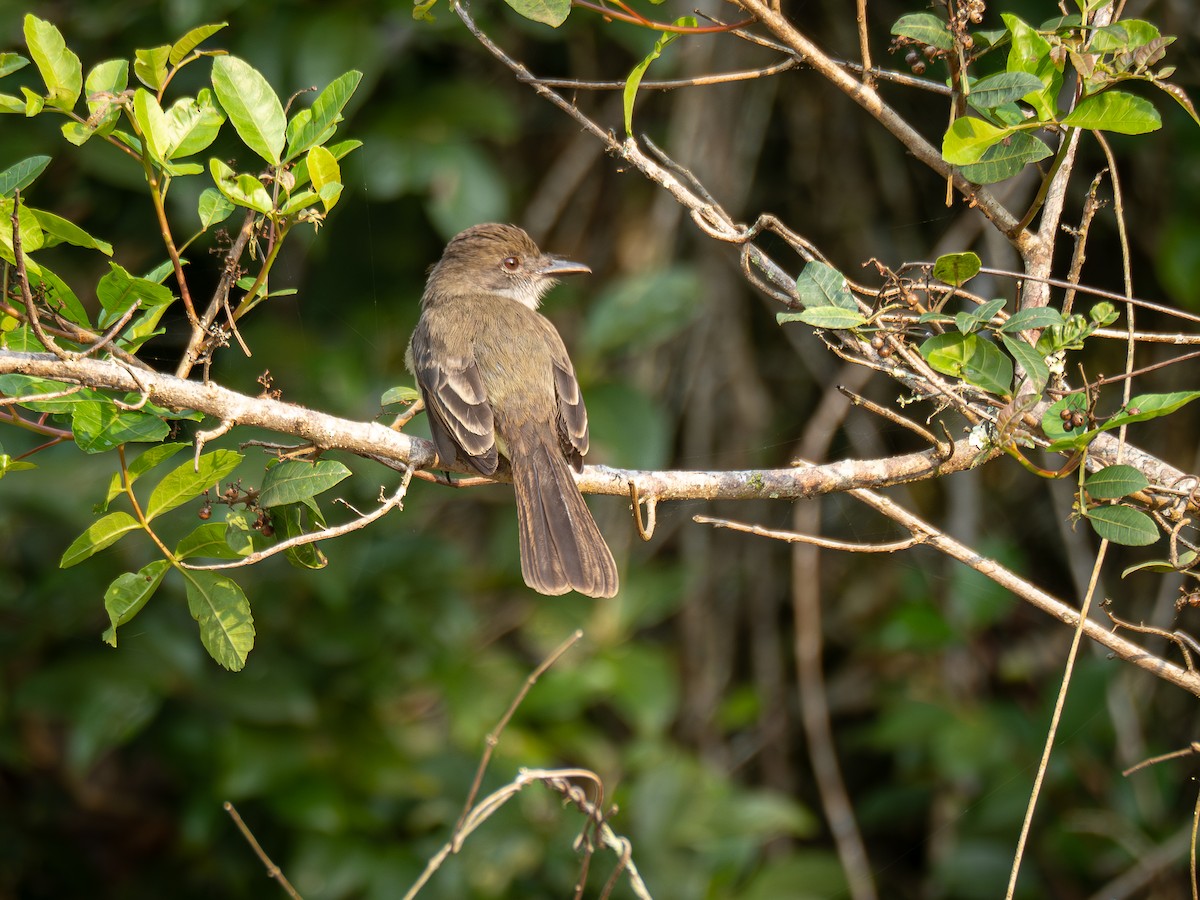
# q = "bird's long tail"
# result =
<box><xmin>511</xmin><ymin>440</ymin><xmax>618</xmax><ymax>598</ymax></box>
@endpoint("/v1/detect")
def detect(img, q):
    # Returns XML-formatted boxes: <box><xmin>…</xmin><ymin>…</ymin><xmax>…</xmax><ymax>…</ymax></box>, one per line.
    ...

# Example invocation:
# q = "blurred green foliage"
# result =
<box><xmin>2</xmin><ymin>1</ymin><xmax>1200</xmax><ymax>898</ymax></box>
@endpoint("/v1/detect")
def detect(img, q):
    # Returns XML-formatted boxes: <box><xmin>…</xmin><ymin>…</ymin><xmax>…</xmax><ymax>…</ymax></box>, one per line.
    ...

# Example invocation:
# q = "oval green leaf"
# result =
<box><xmin>1085</xmin><ymin>464</ymin><xmax>1149</xmax><ymax>500</ymax></box>
<box><xmin>146</xmin><ymin>449</ymin><xmax>244</xmax><ymax>521</ymax></box>
<box><xmin>210</xmin><ymin>55</ymin><xmax>285</xmax><ymax>164</ymax></box>
<box><xmin>182</xmin><ymin>569</ymin><xmax>255</xmax><ymax>671</ymax></box>
<box><xmin>777</xmin><ymin>307</ymin><xmax>867</xmax><ymax>329</ymax></box>
<box><xmin>258</xmin><ymin>459</ymin><xmax>351</xmax><ymax>508</ymax></box>
<box><xmin>60</xmin><ymin>510</ymin><xmax>140</xmax><ymax>568</ymax></box>
<box><xmin>1063</xmin><ymin>90</ymin><xmax>1161</xmax><ymax>135</ymax></box>
<box><xmin>1086</xmin><ymin>505</ymin><xmax>1159</xmax><ymax>547</ymax></box>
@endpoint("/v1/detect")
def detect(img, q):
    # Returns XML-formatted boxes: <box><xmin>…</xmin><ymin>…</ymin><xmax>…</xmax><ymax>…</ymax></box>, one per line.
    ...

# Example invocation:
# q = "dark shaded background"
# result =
<box><xmin>2</xmin><ymin>0</ymin><xmax>1200</xmax><ymax>897</ymax></box>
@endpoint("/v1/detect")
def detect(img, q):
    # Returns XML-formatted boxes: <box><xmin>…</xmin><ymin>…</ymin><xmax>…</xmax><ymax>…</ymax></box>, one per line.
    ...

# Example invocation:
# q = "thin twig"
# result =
<box><xmin>224</xmin><ymin>801</ymin><xmax>303</xmax><ymax>900</ymax></box>
<box><xmin>452</xmin><ymin>629</ymin><xmax>585</xmax><ymax>836</ymax></box>
<box><xmin>694</xmin><ymin>513</ymin><xmax>921</xmax><ymax>553</ymax></box>
<box><xmin>1006</xmin><ymin>541</ymin><xmax>1110</xmax><ymax>899</ymax></box>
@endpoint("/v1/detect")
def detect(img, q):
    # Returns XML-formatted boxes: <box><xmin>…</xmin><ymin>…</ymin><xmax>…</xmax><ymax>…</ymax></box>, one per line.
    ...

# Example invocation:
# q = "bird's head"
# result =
<box><xmin>426</xmin><ymin>223</ymin><xmax>590</xmax><ymax>310</ymax></box>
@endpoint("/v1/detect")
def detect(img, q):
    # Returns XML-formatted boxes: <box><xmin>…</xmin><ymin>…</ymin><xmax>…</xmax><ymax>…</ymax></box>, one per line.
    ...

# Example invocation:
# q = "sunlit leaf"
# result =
<box><xmin>211</xmin><ymin>56</ymin><xmax>285</xmax><ymax>164</ymax></box>
<box><xmin>133</xmin><ymin>45</ymin><xmax>170</xmax><ymax>90</ymax></box>
<box><xmin>284</xmin><ymin>70</ymin><xmax>362</xmax><ymax>161</ymax></box>
<box><xmin>102</xmin><ymin>559</ymin><xmax>170</xmax><ymax>646</ymax></box>
<box><xmin>181</xmin><ymin>569</ymin><xmax>255</xmax><ymax>670</ymax></box>
<box><xmin>0</xmin><ymin>155</ymin><xmax>51</xmax><ymax>197</ymax></box>
<box><xmin>169</xmin><ymin>22</ymin><xmax>228</xmax><ymax>66</ymax></box>
<box><xmin>32</xmin><ymin>209</ymin><xmax>113</xmax><ymax>255</ymax></box>
<box><xmin>1063</xmin><ymin>90</ymin><xmax>1161</xmax><ymax>135</ymax></box>
<box><xmin>624</xmin><ymin>19</ymin><xmax>694</xmax><ymax>135</ymax></box>
<box><xmin>24</xmin><ymin>14</ymin><xmax>81</xmax><ymax>111</ymax></box>
<box><xmin>504</xmin><ymin>0</ymin><xmax>572</xmax><ymax>27</ymax></box>
<box><xmin>942</xmin><ymin>117</ymin><xmax>1012</xmax><ymax>166</ymax></box>
<box><xmin>933</xmin><ymin>251</ymin><xmax>981</xmax><ymax>286</ymax></box>
<box><xmin>145</xmin><ymin>450</ymin><xmax>244</xmax><ymax>521</ymax></box>
<box><xmin>60</xmin><ymin>511</ymin><xmax>140</xmax><ymax>567</ymax></box>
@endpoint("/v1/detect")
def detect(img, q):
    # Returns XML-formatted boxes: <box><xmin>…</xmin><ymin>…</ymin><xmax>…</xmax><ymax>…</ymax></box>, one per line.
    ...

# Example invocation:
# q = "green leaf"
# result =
<box><xmin>1085</xmin><ymin>464</ymin><xmax>1149</xmax><ymax>500</ymax></box>
<box><xmin>1107</xmin><ymin>391</ymin><xmax>1200</xmax><ymax>428</ymax></box>
<box><xmin>32</xmin><ymin>209</ymin><xmax>113</xmax><ymax>255</ymax></box>
<box><xmin>0</xmin><ymin>94</ymin><xmax>26</xmax><ymax>114</ymax></box>
<box><xmin>1062</xmin><ymin>91</ymin><xmax>1161</xmax><ymax>135</ymax></box>
<box><xmin>0</xmin><ymin>373</ymin><xmax>91</xmax><ymax>412</ymax></box>
<box><xmin>1000</xmin><ymin>334</ymin><xmax>1049</xmax><ymax>394</ymax></box>
<box><xmin>169</xmin><ymin>22</ymin><xmax>228</xmax><ymax>66</ymax></box>
<box><xmin>103</xmin><ymin>442</ymin><xmax>189</xmax><ymax>506</ymax></box>
<box><xmin>962</xmin><ymin>337</ymin><xmax>1013</xmax><ymax>395</ymax></box>
<box><xmin>967</xmin><ymin>72</ymin><xmax>1046</xmax><ymax>110</ymax></box>
<box><xmin>504</xmin><ymin>0</ymin><xmax>572</xmax><ymax>27</ymax></box>
<box><xmin>24</xmin><ymin>15</ymin><xmax>82</xmax><ymax>111</ymax></box>
<box><xmin>31</xmin><ymin>266</ymin><xmax>90</xmax><ymax>328</ymax></box>
<box><xmin>1002</xmin><ymin>14</ymin><xmax>1060</xmax><ymax>121</ymax></box>
<box><xmin>102</xmin><ymin>559</ymin><xmax>170</xmax><ymax>646</ymax></box>
<box><xmin>958</xmin><ymin>131</ymin><xmax>1052</xmax><ymax>184</ymax></box>
<box><xmin>1123</xmin><ymin>551</ymin><xmax>1198</xmax><ymax>578</ymax></box>
<box><xmin>181</xmin><ymin>570</ymin><xmax>255</xmax><ymax>671</ymax></box>
<box><xmin>1089</xmin><ymin>19</ymin><xmax>1161</xmax><ymax>53</ymax></box>
<box><xmin>279</xmin><ymin>190</ymin><xmax>319</xmax><ymax>216</ymax></box>
<box><xmin>0</xmin><ymin>197</ymin><xmax>45</xmax><ymax>264</ymax></box>
<box><xmin>284</xmin><ymin>70</ymin><xmax>363</xmax><ymax>161</ymax></box>
<box><xmin>175</xmin><ymin>522</ymin><xmax>245</xmax><ymax>561</ymax></box>
<box><xmin>795</xmin><ymin>261</ymin><xmax>857</xmax><ymax>310</ymax></box>
<box><xmin>777</xmin><ymin>307</ymin><xmax>867</xmax><ymax>329</ymax></box>
<box><xmin>624</xmin><ymin>21</ymin><xmax>692</xmax><ymax>135</ymax></box>
<box><xmin>920</xmin><ymin>332</ymin><xmax>976</xmax><ymax>377</ymax></box>
<box><xmin>306</xmin><ymin>145</ymin><xmax>341</xmax><ymax>212</ymax></box>
<box><xmin>72</xmin><ymin>401</ymin><xmax>170</xmax><ymax>453</ymax></box>
<box><xmin>145</xmin><ymin>449</ymin><xmax>244</xmax><ymax>521</ymax></box>
<box><xmin>0</xmin><ymin>155</ymin><xmax>51</xmax><ymax>197</ymax></box>
<box><xmin>258</xmin><ymin>460</ymin><xmax>351</xmax><ymax>508</ymax></box>
<box><xmin>60</xmin><ymin>511</ymin><xmax>141</xmax><ymax>567</ymax></box>
<box><xmin>224</xmin><ymin>509</ymin><xmax>270</xmax><ymax>557</ymax></box>
<box><xmin>165</xmin><ymin>90</ymin><xmax>226</xmax><ymax>158</ymax></box>
<box><xmin>198</xmin><ymin>186</ymin><xmax>236</xmax><ymax>229</ymax></box>
<box><xmin>209</xmin><ymin>158</ymin><xmax>274</xmax><ymax>214</ymax></box>
<box><xmin>891</xmin><ymin>13</ymin><xmax>953</xmax><ymax>51</ymax></box>
<box><xmin>0</xmin><ymin>53</ymin><xmax>30</xmax><ymax>79</ymax></box>
<box><xmin>381</xmin><ymin>385</ymin><xmax>421</xmax><ymax>407</ymax></box>
<box><xmin>96</xmin><ymin>262</ymin><xmax>174</xmax><ymax>320</ymax></box>
<box><xmin>942</xmin><ymin>117</ymin><xmax>1012</xmax><ymax>166</ymax></box>
<box><xmin>270</xmin><ymin>505</ymin><xmax>328</xmax><ymax>570</ymax></box>
<box><xmin>133</xmin><ymin>45</ymin><xmax>170</xmax><ymax>90</ymax></box>
<box><xmin>84</xmin><ymin>59</ymin><xmax>128</xmax><ymax>121</ymax></box>
<box><xmin>1085</xmin><ymin>505</ymin><xmax>1159</xmax><ymax>546</ymax></box>
<box><xmin>210</xmin><ymin>56</ymin><xmax>285</xmax><ymax>164</ymax></box>
<box><xmin>1001</xmin><ymin>307</ymin><xmax>1063</xmax><ymax>333</ymax></box>
<box><xmin>132</xmin><ymin>88</ymin><xmax>172</xmax><ymax>166</ymax></box>
<box><xmin>933</xmin><ymin>251</ymin><xmax>981</xmax><ymax>286</ymax></box>
<box><xmin>291</xmin><ymin>139</ymin><xmax>361</xmax><ymax>189</ymax></box>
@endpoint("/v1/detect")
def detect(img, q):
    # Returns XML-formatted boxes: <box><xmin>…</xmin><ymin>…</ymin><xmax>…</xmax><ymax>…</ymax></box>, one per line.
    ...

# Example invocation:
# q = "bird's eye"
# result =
<box><xmin>502</xmin><ymin>256</ymin><xmax>521</xmax><ymax>272</ymax></box>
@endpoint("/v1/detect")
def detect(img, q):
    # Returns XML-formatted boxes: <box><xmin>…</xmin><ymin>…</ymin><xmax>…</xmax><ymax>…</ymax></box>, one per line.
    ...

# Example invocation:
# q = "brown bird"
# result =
<box><xmin>407</xmin><ymin>223</ymin><xmax>619</xmax><ymax>598</ymax></box>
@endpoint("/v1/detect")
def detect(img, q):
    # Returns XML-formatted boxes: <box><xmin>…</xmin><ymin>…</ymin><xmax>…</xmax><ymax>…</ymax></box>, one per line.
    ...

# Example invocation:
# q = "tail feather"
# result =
<box><xmin>511</xmin><ymin>441</ymin><xmax>618</xmax><ymax>598</ymax></box>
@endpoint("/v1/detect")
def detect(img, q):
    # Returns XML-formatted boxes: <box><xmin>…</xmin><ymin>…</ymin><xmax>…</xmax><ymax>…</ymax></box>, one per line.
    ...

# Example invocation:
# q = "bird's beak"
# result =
<box><xmin>538</xmin><ymin>255</ymin><xmax>591</xmax><ymax>277</ymax></box>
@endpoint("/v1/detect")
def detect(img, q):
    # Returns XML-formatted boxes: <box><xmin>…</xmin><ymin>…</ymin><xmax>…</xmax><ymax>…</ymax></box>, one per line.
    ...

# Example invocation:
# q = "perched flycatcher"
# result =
<box><xmin>407</xmin><ymin>223</ymin><xmax>619</xmax><ymax>598</ymax></box>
